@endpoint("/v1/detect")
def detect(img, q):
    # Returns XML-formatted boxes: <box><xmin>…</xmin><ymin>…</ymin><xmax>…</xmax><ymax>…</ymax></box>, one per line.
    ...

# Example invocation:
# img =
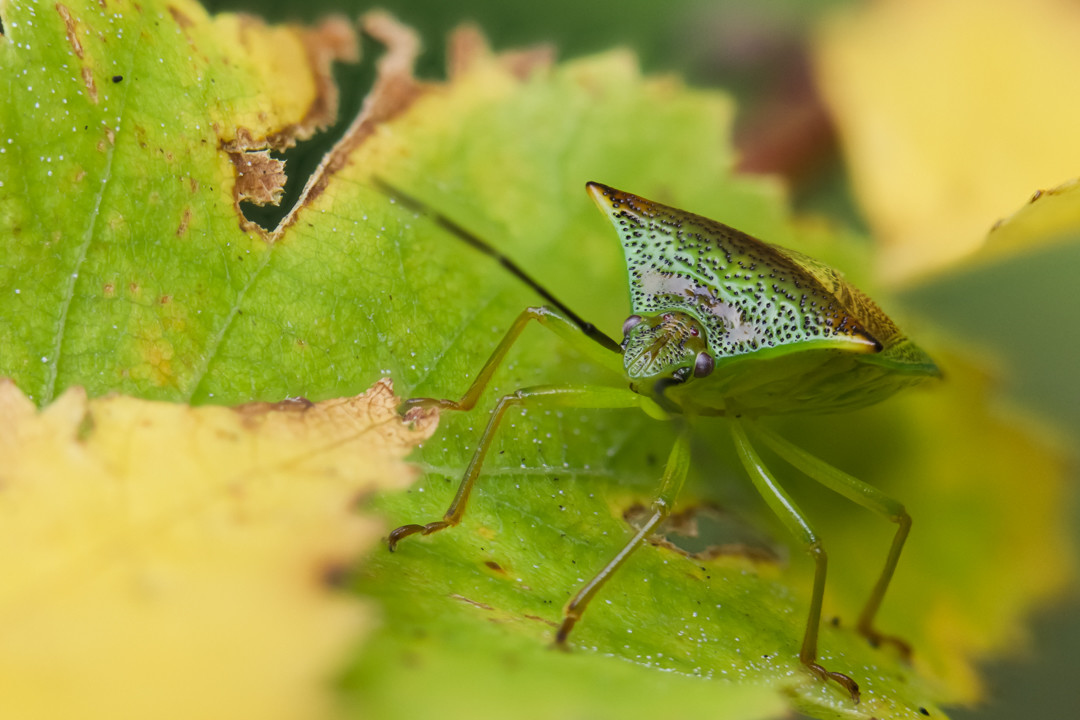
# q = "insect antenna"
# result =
<box><xmin>374</xmin><ymin>178</ymin><xmax>622</xmax><ymax>354</ymax></box>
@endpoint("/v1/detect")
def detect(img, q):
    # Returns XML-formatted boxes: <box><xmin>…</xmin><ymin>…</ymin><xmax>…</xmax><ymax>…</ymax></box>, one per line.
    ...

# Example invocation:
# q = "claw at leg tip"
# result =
<box><xmin>807</xmin><ymin>662</ymin><xmax>860</xmax><ymax>704</ymax></box>
<box><xmin>387</xmin><ymin>523</ymin><xmax>424</xmax><ymax>551</ymax></box>
<box><xmin>833</xmin><ymin>673</ymin><xmax>860</xmax><ymax>704</ymax></box>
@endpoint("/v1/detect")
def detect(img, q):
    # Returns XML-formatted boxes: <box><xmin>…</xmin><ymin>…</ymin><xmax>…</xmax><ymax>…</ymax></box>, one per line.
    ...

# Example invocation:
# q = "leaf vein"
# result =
<box><xmin>42</xmin><ymin>28</ymin><xmax>136</xmax><ymax>403</ymax></box>
<box><xmin>183</xmin><ymin>244</ymin><xmax>273</xmax><ymax>402</ymax></box>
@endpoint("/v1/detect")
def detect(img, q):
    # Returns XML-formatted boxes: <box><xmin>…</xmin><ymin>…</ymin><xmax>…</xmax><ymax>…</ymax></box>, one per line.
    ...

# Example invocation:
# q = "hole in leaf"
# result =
<box><xmin>237</xmin><ymin>48</ymin><xmax>375</xmax><ymax>232</ymax></box>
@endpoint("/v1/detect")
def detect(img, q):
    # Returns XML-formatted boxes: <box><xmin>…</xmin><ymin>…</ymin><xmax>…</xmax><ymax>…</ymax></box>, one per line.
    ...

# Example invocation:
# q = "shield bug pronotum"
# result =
<box><xmin>385</xmin><ymin>181</ymin><xmax>940</xmax><ymax>702</ymax></box>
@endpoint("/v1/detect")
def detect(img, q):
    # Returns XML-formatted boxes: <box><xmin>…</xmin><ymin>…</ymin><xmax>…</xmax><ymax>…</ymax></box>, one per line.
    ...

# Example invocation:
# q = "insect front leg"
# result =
<box><xmin>389</xmin><ymin>384</ymin><xmax>654</xmax><ymax>550</ymax></box>
<box><xmin>400</xmin><ymin>305</ymin><xmax>625</xmax><ymax>417</ymax></box>
<box><xmin>556</xmin><ymin>421</ymin><xmax>692</xmax><ymax>645</ymax></box>
<box><xmin>730</xmin><ymin>419</ymin><xmax>861</xmax><ymax>703</ymax></box>
<box><xmin>747</xmin><ymin>419</ymin><xmax>913</xmax><ymax>659</ymax></box>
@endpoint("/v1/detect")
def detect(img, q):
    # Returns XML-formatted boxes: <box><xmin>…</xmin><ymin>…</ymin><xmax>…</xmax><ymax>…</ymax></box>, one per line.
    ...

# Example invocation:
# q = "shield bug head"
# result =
<box><xmin>621</xmin><ymin>310</ymin><xmax>712</xmax><ymax>398</ymax></box>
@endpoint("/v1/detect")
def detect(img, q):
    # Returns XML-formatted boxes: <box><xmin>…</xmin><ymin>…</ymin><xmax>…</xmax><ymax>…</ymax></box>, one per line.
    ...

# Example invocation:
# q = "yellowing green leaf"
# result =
<box><xmin>1</xmin><ymin>2</ymin><xmax>1074</xmax><ymax>719</ymax></box>
<box><xmin>0</xmin><ymin>378</ymin><xmax>435</xmax><ymax>720</ymax></box>
<box><xmin>0</xmin><ymin>0</ymin><xmax>356</xmax><ymax>403</ymax></box>
<box><xmin>815</xmin><ymin>0</ymin><xmax>1080</xmax><ymax>281</ymax></box>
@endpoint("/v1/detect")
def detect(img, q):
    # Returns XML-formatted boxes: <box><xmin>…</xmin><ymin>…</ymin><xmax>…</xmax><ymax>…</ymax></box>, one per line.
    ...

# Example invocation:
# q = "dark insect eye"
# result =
<box><xmin>694</xmin><ymin>352</ymin><xmax>715</xmax><ymax>378</ymax></box>
<box><xmin>622</xmin><ymin>315</ymin><xmax>643</xmax><ymax>336</ymax></box>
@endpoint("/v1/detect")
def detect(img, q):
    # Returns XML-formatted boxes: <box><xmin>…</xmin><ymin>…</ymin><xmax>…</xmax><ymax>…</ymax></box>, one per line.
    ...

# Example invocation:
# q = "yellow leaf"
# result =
<box><xmin>982</xmin><ymin>178</ymin><xmax>1080</xmax><ymax>261</ymax></box>
<box><xmin>0</xmin><ymin>379</ymin><xmax>436</xmax><ymax>720</ymax></box>
<box><xmin>205</xmin><ymin>8</ymin><xmax>359</xmax><ymax>149</ymax></box>
<box><xmin>815</xmin><ymin>0</ymin><xmax>1080</xmax><ymax>282</ymax></box>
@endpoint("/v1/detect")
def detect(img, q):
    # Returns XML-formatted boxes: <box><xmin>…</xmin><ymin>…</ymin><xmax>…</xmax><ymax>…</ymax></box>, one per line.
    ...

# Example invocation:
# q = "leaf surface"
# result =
<box><xmin>0</xmin><ymin>3</ymin><xmax>1073</xmax><ymax>720</ymax></box>
<box><xmin>0</xmin><ymin>378</ymin><xmax>435</xmax><ymax>720</ymax></box>
<box><xmin>902</xmin><ymin>178</ymin><xmax>1080</xmax><ymax>434</ymax></box>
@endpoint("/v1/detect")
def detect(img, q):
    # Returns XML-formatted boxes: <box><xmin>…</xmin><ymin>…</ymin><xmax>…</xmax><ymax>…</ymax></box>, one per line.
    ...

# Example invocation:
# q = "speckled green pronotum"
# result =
<box><xmin>388</xmin><ymin>182</ymin><xmax>940</xmax><ymax>703</ymax></box>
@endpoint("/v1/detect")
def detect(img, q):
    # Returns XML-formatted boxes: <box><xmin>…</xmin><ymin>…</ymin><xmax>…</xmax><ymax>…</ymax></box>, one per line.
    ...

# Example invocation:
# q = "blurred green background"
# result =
<box><xmin>201</xmin><ymin>1</ymin><xmax>1080</xmax><ymax>718</ymax></box>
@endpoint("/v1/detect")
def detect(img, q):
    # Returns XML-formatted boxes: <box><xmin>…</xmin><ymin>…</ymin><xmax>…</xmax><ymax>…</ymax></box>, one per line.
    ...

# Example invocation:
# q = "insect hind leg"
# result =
<box><xmin>747</xmin><ymin>418</ymin><xmax>913</xmax><ymax>660</ymax></box>
<box><xmin>730</xmin><ymin>418</ymin><xmax>861</xmax><ymax>703</ymax></box>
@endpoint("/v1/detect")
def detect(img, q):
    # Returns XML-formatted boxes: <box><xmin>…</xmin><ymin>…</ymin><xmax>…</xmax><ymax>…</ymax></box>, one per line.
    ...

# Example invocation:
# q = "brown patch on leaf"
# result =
<box><xmin>1024</xmin><ymin>185</ymin><xmax>1071</xmax><ymax>204</ymax></box>
<box><xmin>231</xmin><ymin>378</ymin><xmax>436</xmax><ymax>442</ymax></box>
<box><xmin>82</xmin><ymin>66</ymin><xmax>98</xmax><ymax>104</ymax></box>
<box><xmin>229</xmin><ymin>150</ymin><xmax>287</xmax><ymax>207</ymax></box>
<box><xmin>623</xmin><ymin>502</ymin><xmax>782</xmax><ymax>565</ymax></box>
<box><xmin>319</xmin><ymin>560</ymin><xmax>352</xmax><ymax>589</ymax></box>
<box><xmin>175</xmin><ymin>206</ymin><xmax>192</xmax><ymax>236</ymax></box>
<box><xmin>234</xmin><ymin>396</ymin><xmax>316</xmax><ymax>419</ymax></box>
<box><xmin>449</xmin><ymin>593</ymin><xmax>494</xmax><ymax>612</ymax></box>
<box><xmin>448</xmin><ymin>24</ymin><xmax>554</xmax><ymax>82</ymax></box>
<box><xmin>167</xmin><ymin>5</ymin><xmax>204</xmax><ymax>61</ymax></box>
<box><xmin>55</xmin><ymin>3</ymin><xmax>84</xmax><ymax>58</ymax></box>
<box><xmin>500</xmin><ymin>45</ymin><xmax>556</xmax><ymax>81</ymax></box>
<box><xmin>274</xmin><ymin>11</ymin><xmax>426</xmax><ymax>239</ymax></box>
<box><xmin>673</xmin><ymin>540</ymin><xmax>781</xmax><ymax>565</ymax></box>
<box><xmin>167</xmin><ymin>4</ymin><xmax>193</xmax><ymax>29</ymax></box>
<box><xmin>484</xmin><ymin>560</ymin><xmax>506</xmax><ymax>574</ymax></box>
<box><xmin>221</xmin><ymin>126</ymin><xmax>262</xmax><ymax>154</ymax></box>
<box><xmin>446</xmin><ymin>24</ymin><xmax>489</xmax><ymax>80</ymax></box>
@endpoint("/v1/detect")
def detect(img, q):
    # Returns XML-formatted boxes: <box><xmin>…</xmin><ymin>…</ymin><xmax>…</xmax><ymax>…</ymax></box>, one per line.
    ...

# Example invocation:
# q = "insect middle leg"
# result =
<box><xmin>556</xmin><ymin>421</ymin><xmax>692</xmax><ymax>645</ymax></box>
<box><xmin>747</xmin><ymin>419</ymin><xmax>913</xmax><ymax>659</ymax></box>
<box><xmin>730</xmin><ymin>418</ymin><xmax>861</xmax><ymax>703</ymax></box>
<box><xmin>388</xmin><ymin>384</ymin><xmax>657</xmax><ymax>549</ymax></box>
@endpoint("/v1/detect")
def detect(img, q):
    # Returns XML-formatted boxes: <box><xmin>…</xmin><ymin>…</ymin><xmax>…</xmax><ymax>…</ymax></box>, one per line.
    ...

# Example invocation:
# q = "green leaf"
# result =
<box><xmin>902</xmin><ymin>180</ymin><xmax>1080</xmax><ymax>435</ymax></box>
<box><xmin>0</xmin><ymin>3</ymin><xmax>1072</xmax><ymax>720</ymax></box>
<box><xmin>0</xmin><ymin>0</ymin><xmax>359</xmax><ymax>403</ymax></box>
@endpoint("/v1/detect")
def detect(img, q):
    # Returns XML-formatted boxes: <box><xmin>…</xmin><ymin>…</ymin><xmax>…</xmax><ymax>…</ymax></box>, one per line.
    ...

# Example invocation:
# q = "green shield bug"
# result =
<box><xmin>387</xmin><ymin>181</ymin><xmax>940</xmax><ymax>702</ymax></box>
